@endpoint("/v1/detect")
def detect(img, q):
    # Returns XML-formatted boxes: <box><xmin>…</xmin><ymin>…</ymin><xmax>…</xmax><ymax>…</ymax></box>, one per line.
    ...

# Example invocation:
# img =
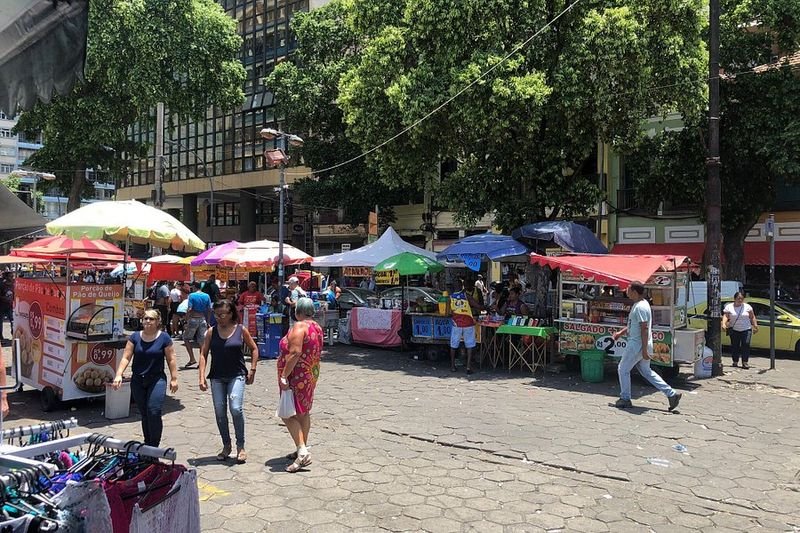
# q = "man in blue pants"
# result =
<box><xmin>612</xmin><ymin>281</ymin><xmax>682</xmax><ymax>411</ymax></box>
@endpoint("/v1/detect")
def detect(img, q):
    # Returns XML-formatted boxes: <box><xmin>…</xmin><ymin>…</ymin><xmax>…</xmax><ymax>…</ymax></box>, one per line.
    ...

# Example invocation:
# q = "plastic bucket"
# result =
<box><xmin>579</xmin><ymin>349</ymin><xmax>606</xmax><ymax>383</ymax></box>
<box><xmin>104</xmin><ymin>381</ymin><xmax>131</xmax><ymax>420</ymax></box>
<box><xmin>693</xmin><ymin>346</ymin><xmax>713</xmax><ymax>379</ymax></box>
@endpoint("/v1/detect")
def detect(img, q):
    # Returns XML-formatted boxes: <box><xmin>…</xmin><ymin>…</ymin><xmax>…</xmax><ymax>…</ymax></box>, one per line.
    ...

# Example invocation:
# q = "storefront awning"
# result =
<box><xmin>743</xmin><ymin>241</ymin><xmax>800</xmax><ymax>266</ymax></box>
<box><xmin>530</xmin><ymin>253</ymin><xmax>687</xmax><ymax>288</ymax></box>
<box><xmin>612</xmin><ymin>241</ymin><xmax>800</xmax><ymax>266</ymax></box>
<box><xmin>611</xmin><ymin>243</ymin><xmax>705</xmax><ymax>264</ymax></box>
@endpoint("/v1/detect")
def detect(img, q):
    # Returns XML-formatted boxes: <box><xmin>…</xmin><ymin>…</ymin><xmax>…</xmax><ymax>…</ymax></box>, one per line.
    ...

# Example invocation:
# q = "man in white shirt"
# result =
<box><xmin>612</xmin><ymin>281</ymin><xmax>682</xmax><ymax>411</ymax></box>
<box><xmin>169</xmin><ymin>282</ymin><xmax>184</xmax><ymax>338</ymax></box>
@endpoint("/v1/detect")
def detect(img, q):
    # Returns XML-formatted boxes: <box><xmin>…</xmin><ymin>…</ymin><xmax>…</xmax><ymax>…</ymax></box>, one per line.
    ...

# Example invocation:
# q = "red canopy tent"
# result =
<box><xmin>530</xmin><ymin>253</ymin><xmax>688</xmax><ymax>289</ymax></box>
<box><xmin>10</xmin><ymin>236</ymin><xmax>126</xmax><ymax>261</ymax></box>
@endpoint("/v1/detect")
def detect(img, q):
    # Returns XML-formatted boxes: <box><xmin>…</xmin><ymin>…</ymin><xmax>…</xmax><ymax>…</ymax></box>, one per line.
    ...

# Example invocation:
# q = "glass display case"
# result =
<box><xmin>66</xmin><ymin>303</ymin><xmax>115</xmax><ymax>341</ymax></box>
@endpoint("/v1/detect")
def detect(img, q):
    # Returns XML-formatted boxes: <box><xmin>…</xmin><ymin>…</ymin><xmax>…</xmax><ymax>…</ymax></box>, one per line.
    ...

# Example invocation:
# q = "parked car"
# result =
<box><xmin>336</xmin><ymin>287</ymin><xmax>377</xmax><ymax>312</ymax></box>
<box><xmin>380</xmin><ymin>286</ymin><xmax>442</xmax><ymax>309</ymax></box>
<box><xmin>688</xmin><ymin>297</ymin><xmax>800</xmax><ymax>356</ymax></box>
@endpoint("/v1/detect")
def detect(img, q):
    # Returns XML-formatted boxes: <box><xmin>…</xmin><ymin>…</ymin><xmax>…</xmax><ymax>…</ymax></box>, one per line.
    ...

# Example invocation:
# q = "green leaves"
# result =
<box><xmin>267</xmin><ymin>0</ymin><xmax>707</xmax><ymax>231</ymax></box>
<box><xmin>13</xmin><ymin>0</ymin><xmax>245</xmax><ymax>210</ymax></box>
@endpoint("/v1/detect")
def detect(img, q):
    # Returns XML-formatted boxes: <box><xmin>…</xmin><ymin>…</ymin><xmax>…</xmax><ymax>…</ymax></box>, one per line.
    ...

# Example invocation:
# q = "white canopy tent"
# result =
<box><xmin>312</xmin><ymin>227</ymin><xmax>436</xmax><ymax>267</ymax></box>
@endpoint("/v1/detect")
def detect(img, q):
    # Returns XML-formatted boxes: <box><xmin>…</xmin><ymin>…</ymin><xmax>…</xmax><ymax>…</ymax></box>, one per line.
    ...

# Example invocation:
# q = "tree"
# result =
<box><xmin>269</xmin><ymin>0</ymin><xmax>707</xmax><ymax>232</ymax></box>
<box><xmin>14</xmin><ymin>0</ymin><xmax>245</xmax><ymax>212</ymax></box>
<box><xmin>268</xmin><ymin>0</ymin><xmax>409</xmax><ymax>226</ymax></box>
<box><xmin>628</xmin><ymin>0</ymin><xmax>800</xmax><ymax>281</ymax></box>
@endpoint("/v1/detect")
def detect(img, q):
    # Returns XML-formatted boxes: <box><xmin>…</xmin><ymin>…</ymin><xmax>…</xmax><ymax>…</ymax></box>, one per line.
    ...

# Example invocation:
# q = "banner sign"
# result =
<box><xmin>557</xmin><ymin>321</ymin><xmax>673</xmax><ymax>366</ymax></box>
<box><xmin>343</xmin><ymin>267</ymin><xmax>372</xmax><ymax>278</ymax></box>
<box><xmin>374</xmin><ymin>270</ymin><xmax>399</xmax><ymax>285</ymax></box>
<box><xmin>461</xmin><ymin>254</ymin><xmax>482</xmax><ymax>272</ymax></box>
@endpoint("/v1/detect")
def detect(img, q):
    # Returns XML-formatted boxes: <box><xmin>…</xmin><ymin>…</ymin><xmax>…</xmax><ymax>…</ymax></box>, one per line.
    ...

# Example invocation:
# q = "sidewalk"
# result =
<box><xmin>3</xmin><ymin>340</ymin><xmax>799</xmax><ymax>532</ymax></box>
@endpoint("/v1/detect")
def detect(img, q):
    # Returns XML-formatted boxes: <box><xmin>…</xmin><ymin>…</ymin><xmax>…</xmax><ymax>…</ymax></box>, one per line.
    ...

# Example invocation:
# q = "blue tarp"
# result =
<box><xmin>511</xmin><ymin>221</ymin><xmax>608</xmax><ymax>254</ymax></box>
<box><xmin>436</xmin><ymin>233</ymin><xmax>531</xmax><ymax>262</ymax></box>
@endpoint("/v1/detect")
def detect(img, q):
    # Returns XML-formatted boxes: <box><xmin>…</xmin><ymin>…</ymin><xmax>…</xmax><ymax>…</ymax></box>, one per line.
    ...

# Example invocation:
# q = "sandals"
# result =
<box><xmin>236</xmin><ymin>448</ymin><xmax>247</xmax><ymax>464</ymax></box>
<box><xmin>181</xmin><ymin>361</ymin><xmax>198</xmax><ymax>369</ymax></box>
<box><xmin>286</xmin><ymin>454</ymin><xmax>312</xmax><ymax>473</ymax></box>
<box><xmin>216</xmin><ymin>445</ymin><xmax>232</xmax><ymax>461</ymax></box>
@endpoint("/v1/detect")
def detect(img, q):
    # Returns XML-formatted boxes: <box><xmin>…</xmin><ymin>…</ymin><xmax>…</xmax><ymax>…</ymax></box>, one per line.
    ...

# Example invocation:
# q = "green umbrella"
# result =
<box><xmin>374</xmin><ymin>252</ymin><xmax>444</xmax><ymax>276</ymax></box>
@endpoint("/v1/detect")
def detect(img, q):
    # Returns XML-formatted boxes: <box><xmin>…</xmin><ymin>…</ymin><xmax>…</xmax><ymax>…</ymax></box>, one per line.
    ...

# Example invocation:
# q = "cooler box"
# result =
<box><xmin>105</xmin><ymin>381</ymin><xmax>131</xmax><ymax>420</ymax></box>
<box><xmin>258</xmin><ymin>313</ymin><xmax>283</xmax><ymax>359</ymax></box>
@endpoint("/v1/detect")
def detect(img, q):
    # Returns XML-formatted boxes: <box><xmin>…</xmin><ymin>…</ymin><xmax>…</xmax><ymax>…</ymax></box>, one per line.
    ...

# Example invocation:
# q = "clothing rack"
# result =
<box><xmin>1</xmin><ymin>417</ymin><xmax>79</xmax><ymax>440</ymax></box>
<box><xmin>2</xmin><ymin>432</ymin><xmax>177</xmax><ymax>462</ymax></box>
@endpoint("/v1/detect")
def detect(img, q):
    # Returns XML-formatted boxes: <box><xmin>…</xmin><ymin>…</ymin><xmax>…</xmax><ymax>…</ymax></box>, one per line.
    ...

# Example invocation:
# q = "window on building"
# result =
<box><xmin>0</xmin><ymin>129</ymin><xmax>14</xmax><ymax>139</ymax></box>
<box><xmin>207</xmin><ymin>201</ymin><xmax>240</xmax><ymax>227</ymax></box>
<box><xmin>0</xmin><ymin>164</ymin><xmax>15</xmax><ymax>173</ymax></box>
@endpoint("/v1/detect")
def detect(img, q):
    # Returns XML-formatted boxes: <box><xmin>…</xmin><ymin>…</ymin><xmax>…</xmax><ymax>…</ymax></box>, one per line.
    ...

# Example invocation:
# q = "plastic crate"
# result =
<box><xmin>579</xmin><ymin>349</ymin><xmax>605</xmax><ymax>383</ymax></box>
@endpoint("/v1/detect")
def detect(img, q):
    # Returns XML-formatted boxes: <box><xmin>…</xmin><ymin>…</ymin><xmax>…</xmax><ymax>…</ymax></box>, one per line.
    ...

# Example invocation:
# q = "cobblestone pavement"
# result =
<box><xmin>4</xmin><ymin>339</ymin><xmax>800</xmax><ymax>532</ymax></box>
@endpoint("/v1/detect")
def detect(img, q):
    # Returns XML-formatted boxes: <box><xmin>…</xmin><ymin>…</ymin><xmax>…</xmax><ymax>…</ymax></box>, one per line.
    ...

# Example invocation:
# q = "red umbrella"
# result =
<box><xmin>10</xmin><ymin>235</ymin><xmax>126</xmax><ymax>261</ymax></box>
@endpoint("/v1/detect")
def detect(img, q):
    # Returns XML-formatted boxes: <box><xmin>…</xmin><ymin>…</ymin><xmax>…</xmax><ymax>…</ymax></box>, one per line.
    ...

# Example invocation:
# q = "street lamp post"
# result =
<box><xmin>164</xmin><ymin>140</ymin><xmax>214</xmax><ymax>245</ymax></box>
<box><xmin>259</xmin><ymin>128</ymin><xmax>304</xmax><ymax>290</ymax></box>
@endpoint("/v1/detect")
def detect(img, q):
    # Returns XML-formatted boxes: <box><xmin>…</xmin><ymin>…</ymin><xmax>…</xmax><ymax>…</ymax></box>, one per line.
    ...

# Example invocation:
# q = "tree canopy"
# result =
<box><xmin>629</xmin><ymin>0</ymin><xmax>800</xmax><ymax>280</ymax></box>
<box><xmin>14</xmin><ymin>0</ymin><xmax>245</xmax><ymax>211</ymax></box>
<box><xmin>268</xmin><ymin>0</ymin><xmax>706</xmax><ymax>231</ymax></box>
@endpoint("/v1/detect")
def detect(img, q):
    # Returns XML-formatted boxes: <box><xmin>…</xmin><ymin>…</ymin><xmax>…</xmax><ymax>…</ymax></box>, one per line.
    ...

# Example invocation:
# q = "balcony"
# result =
<box><xmin>616</xmin><ymin>188</ymin><xmax>699</xmax><ymax>215</ymax></box>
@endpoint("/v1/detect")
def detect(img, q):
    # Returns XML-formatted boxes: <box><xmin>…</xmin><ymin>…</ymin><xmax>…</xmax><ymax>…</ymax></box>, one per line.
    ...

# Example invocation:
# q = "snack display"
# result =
<box><xmin>73</xmin><ymin>364</ymin><xmax>114</xmax><ymax>393</ymax></box>
<box><xmin>14</xmin><ymin>325</ymin><xmax>36</xmax><ymax>378</ymax></box>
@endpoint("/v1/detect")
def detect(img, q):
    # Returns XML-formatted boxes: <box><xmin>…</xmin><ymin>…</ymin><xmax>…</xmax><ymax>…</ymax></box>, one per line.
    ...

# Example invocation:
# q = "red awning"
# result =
<box><xmin>613</xmin><ymin>241</ymin><xmax>800</xmax><ymax>266</ymax></box>
<box><xmin>743</xmin><ymin>241</ymin><xmax>800</xmax><ymax>266</ymax></box>
<box><xmin>530</xmin><ymin>253</ymin><xmax>687</xmax><ymax>288</ymax></box>
<box><xmin>611</xmin><ymin>243</ymin><xmax>705</xmax><ymax>264</ymax></box>
<box><xmin>10</xmin><ymin>236</ymin><xmax>126</xmax><ymax>261</ymax></box>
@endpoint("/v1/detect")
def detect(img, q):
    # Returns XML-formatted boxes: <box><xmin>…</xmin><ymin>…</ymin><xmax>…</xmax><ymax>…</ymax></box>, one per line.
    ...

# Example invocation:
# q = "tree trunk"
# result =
<box><xmin>722</xmin><ymin>224</ymin><xmax>752</xmax><ymax>283</ymax></box>
<box><xmin>67</xmin><ymin>168</ymin><xmax>85</xmax><ymax>212</ymax></box>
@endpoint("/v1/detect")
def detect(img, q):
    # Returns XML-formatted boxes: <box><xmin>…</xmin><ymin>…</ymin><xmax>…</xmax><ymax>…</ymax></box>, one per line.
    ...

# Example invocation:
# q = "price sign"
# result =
<box><xmin>595</xmin><ymin>335</ymin><xmax>627</xmax><ymax>356</ymax></box>
<box><xmin>461</xmin><ymin>254</ymin><xmax>482</xmax><ymax>272</ymax></box>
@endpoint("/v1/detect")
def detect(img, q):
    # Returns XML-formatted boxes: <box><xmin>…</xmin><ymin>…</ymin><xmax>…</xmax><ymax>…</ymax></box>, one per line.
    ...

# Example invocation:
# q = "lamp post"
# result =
<box><xmin>164</xmin><ymin>140</ymin><xmax>214</xmax><ymax>245</ymax></box>
<box><xmin>9</xmin><ymin>170</ymin><xmax>56</xmax><ymax>214</ymax></box>
<box><xmin>259</xmin><ymin>127</ymin><xmax>304</xmax><ymax>289</ymax></box>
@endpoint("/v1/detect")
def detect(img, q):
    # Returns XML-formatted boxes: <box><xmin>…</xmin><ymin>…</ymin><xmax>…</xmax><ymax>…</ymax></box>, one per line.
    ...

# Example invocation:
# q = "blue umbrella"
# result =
<box><xmin>511</xmin><ymin>221</ymin><xmax>608</xmax><ymax>254</ymax></box>
<box><xmin>436</xmin><ymin>233</ymin><xmax>531</xmax><ymax>270</ymax></box>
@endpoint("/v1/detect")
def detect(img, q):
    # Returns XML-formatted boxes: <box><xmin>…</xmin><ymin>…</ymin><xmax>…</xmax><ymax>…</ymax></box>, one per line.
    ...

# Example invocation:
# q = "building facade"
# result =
<box><xmin>116</xmin><ymin>0</ymin><xmax>329</xmax><ymax>250</ymax></box>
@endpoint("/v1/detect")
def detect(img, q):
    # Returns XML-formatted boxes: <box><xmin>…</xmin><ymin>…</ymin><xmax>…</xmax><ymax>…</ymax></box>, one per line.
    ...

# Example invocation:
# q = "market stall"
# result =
<box><xmin>7</xmin><ymin>237</ymin><xmax>130</xmax><ymax>410</ymax></box>
<box><xmin>530</xmin><ymin>253</ymin><xmax>704</xmax><ymax>377</ymax></box>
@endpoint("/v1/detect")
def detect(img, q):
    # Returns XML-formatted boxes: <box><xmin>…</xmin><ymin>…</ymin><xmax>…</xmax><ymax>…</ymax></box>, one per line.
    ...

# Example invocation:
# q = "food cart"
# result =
<box><xmin>14</xmin><ymin>275</ymin><xmax>126</xmax><ymax>410</ymax></box>
<box><xmin>530</xmin><ymin>253</ymin><xmax>705</xmax><ymax>378</ymax></box>
<box><xmin>5</xmin><ymin>236</ymin><xmax>130</xmax><ymax>411</ymax></box>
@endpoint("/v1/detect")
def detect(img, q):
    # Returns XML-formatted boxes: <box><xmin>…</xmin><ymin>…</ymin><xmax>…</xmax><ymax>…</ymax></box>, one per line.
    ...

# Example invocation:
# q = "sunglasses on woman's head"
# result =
<box><xmin>143</xmin><ymin>317</ymin><xmax>157</xmax><ymax>321</ymax></box>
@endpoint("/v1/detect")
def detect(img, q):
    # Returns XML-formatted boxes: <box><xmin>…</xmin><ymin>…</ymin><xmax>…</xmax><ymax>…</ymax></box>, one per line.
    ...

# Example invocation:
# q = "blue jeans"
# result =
<box><xmin>729</xmin><ymin>329</ymin><xmax>752</xmax><ymax>364</ymax></box>
<box><xmin>211</xmin><ymin>376</ymin><xmax>246</xmax><ymax>448</ymax></box>
<box><xmin>130</xmin><ymin>374</ymin><xmax>167</xmax><ymax>447</ymax></box>
<box><xmin>618</xmin><ymin>352</ymin><xmax>676</xmax><ymax>401</ymax></box>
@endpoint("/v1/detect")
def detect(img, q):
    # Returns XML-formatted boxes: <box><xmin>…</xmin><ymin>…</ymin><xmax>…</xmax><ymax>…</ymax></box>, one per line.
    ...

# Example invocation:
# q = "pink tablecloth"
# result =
<box><xmin>350</xmin><ymin>308</ymin><xmax>403</xmax><ymax>347</ymax></box>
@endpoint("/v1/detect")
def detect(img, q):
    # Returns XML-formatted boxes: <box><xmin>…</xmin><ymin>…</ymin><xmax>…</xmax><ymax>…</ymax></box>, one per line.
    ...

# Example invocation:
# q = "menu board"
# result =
<box><xmin>557</xmin><ymin>321</ymin><xmax>673</xmax><ymax>366</ymax></box>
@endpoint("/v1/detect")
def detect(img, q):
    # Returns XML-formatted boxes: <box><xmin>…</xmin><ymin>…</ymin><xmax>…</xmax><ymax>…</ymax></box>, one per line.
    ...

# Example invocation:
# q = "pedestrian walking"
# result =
<box><xmin>169</xmin><ymin>282</ymin><xmax>184</xmax><ymax>338</ymax></box>
<box><xmin>278</xmin><ymin>297</ymin><xmax>323</xmax><ymax>473</ymax></box>
<box><xmin>183</xmin><ymin>282</ymin><xmax>211</xmax><ymax>369</ymax></box>
<box><xmin>447</xmin><ymin>278</ymin><xmax>481</xmax><ymax>374</ymax></box>
<box><xmin>612</xmin><ymin>281</ymin><xmax>682</xmax><ymax>411</ymax></box>
<box><xmin>284</xmin><ymin>276</ymin><xmax>307</xmax><ymax>327</ymax></box>
<box><xmin>154</xmin><ymin>280</ymin><xmax>171</xmax><ymax>333</ymax></box>
<box><xmin>722</xmin><ymin>292</ymin><xmax>758</xmax><ymax>369</ymax></box>
<box><xmin>113</xmin><ymin>309</ymin><xmax>179</xmax><ymax>447</ymax></box>
<box><xmin>198</xmin><ymin>300</ymin><xmax>258</xmax><ymax>464</ymax></box>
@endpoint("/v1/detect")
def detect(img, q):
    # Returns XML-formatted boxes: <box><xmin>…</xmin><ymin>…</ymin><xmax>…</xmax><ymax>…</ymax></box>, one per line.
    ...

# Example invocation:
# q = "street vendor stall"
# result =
<box><xmin>7</xmin><ymin>237</ymin><xmax>130</xmax><ymax>410</ymax></box>
<box><xmin>530</xmin><ymin>253</ymin><xmax>704</xmax><ymax>378</ymax></box>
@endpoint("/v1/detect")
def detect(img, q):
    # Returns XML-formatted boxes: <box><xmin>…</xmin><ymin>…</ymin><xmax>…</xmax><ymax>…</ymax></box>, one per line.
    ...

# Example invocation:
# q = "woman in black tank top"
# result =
<box><xmin>199</xmin><ymin>300</ymin><xmax>259</xmax><ymax>464</ymax></box>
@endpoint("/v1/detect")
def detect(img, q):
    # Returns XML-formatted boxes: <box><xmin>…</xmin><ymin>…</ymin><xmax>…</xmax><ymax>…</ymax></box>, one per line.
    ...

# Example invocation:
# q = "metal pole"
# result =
<box><xmin>278</xmin><ymin>135</ymin><xmax>286</xmax><ymax>289</ymax></box>
<box><xmin>31</xmin><ymin>177</ymin><xmax>37</xmax><ymax>214</ymax></box>
<box><xmin>768</xmin><ymin>213</ymin><xmax>776</xmax><ymax>370</ymax></box>
<box><xmin>209</xmin><ymin>174</ymin><xmax>214</xmax><ymax>246</ymax></box>
<box><xmin>706</xmin><ymin>0</ymin><xmax>723</xmax><ymax>376</ymax></box>
<box><xmin>155</xmin><ymin>103</ymin><xmax>164</xmax><ymax>208</ymax></box>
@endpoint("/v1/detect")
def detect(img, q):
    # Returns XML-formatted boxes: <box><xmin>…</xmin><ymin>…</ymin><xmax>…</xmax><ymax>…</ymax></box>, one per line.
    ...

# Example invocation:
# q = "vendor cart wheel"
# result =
<box><xmin>40</xmin><ymin>386</ymin><xmax>60</xmax><ymax>412</ymax></box>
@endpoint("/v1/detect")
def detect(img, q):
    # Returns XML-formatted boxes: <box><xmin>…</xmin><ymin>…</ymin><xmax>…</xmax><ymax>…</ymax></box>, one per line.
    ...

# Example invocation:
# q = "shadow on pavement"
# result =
<box><xmin>325</xmin><ymin>343</ymin><xmax>705</xmax><ymax>400</ymax></box>
<box><xmin>264</xmin><ymin>456</ymin><xmax>292</xmax><ymax>472</ymax></box>
<box><xmin>188</xmin><ymin>456</ymin><xmax>230</xmax><ymax>467</ymax></box>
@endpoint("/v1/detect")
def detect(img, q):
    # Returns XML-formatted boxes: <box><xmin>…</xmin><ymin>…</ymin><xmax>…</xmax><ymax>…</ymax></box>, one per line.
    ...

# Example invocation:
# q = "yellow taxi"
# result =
<box><xmin>688</xmin><ymin>297</ymin><xmax>800</xmax><ymax>356</ymax></box>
